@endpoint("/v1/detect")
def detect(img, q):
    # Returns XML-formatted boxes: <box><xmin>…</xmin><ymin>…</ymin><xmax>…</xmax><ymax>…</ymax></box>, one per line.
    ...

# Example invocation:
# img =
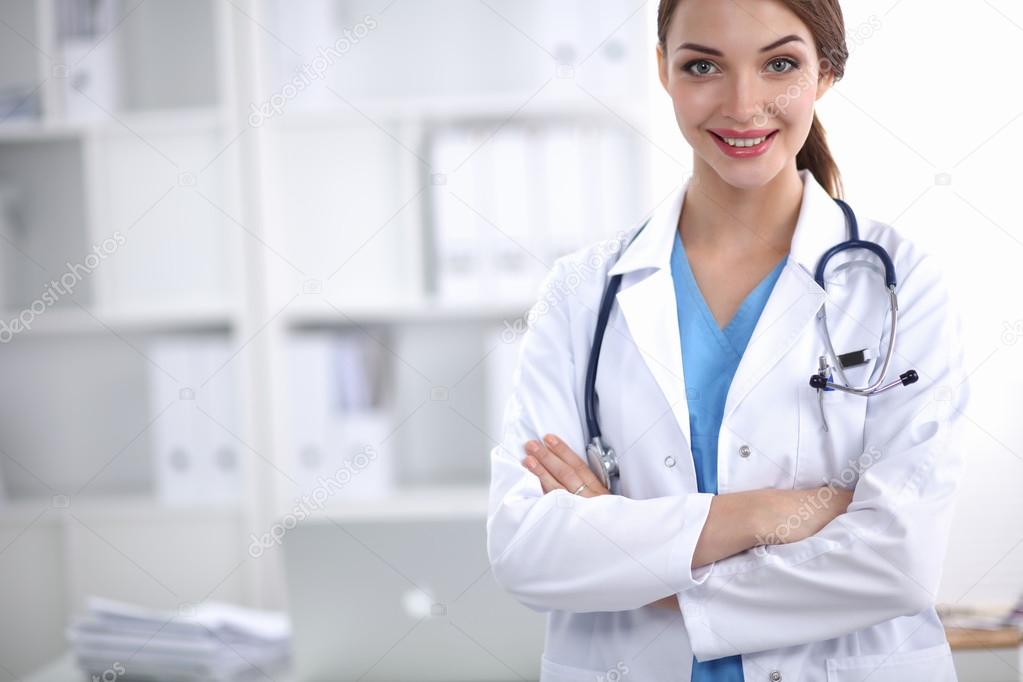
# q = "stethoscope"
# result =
<box><xmin>584</xmin><ymin>198</ymin><xmax>919</xmax><ymax>490</ymax></box>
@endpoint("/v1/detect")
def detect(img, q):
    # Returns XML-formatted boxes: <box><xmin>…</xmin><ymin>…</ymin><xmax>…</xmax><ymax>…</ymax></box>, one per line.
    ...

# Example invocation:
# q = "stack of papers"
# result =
<box><xmin>66</xmin><ymin>597</ymin><xmax>291</xmax><ymax>681</ymax></box>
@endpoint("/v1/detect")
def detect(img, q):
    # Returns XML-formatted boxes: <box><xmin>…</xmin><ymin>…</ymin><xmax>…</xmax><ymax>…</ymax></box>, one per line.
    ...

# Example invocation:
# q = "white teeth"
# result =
<box><xmin>722</xmin><ymin>134</ymin><xmax>769</xmax><ymax>147</ymax></box>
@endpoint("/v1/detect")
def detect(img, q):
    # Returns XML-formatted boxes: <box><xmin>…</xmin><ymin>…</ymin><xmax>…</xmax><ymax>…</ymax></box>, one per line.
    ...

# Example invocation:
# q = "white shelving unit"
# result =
<box><xmin>0</xmin><ymin>0</ymin><xmax>656</xmax><ymax>675</ymax></box>
<box><xmin>0</xmin><ymin>0</ymin><xmax>242</xmax><ymax>499</ymax></box>
<box><xmin>0</xmin><ymin>1</ymin><xmax>251</xmax><ymax>676</ymax></box>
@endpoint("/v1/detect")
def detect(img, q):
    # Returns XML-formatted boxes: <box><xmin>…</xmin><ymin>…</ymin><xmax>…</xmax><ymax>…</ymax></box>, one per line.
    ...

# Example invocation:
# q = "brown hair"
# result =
<box><xmin>657</xmin><ymin>0</ymin><xmax>848</xmax><ymax>198</ymax></box>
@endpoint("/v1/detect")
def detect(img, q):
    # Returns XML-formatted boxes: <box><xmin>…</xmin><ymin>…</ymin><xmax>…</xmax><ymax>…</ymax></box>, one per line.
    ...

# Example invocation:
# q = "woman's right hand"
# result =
<box><xmin>753</xmin><ymin>485</ymin><xmax>854</xmax><ymax>546</ymax></box>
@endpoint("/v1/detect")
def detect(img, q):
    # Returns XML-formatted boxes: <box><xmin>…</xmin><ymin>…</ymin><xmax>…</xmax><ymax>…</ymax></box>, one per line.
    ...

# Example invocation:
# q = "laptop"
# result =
<box><xmin>282</xmin><ymin>514</ymin><xmax>545</xmax><ymax>681</ymax></box>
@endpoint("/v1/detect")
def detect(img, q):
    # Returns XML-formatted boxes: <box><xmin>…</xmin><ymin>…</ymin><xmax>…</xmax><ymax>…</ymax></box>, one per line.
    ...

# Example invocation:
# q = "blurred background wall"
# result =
<box><xmin>0</xmin><ymin>0</ymin><xmax>1020</xmax><ymax>678</ymax></box>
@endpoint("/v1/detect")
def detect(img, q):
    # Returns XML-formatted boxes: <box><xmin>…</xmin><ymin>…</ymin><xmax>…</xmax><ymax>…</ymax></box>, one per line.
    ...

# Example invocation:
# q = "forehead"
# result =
<box><xmin>667</xmin><ymin>0</ymin><xmax>813</xmax><ymax>50</ymax></box>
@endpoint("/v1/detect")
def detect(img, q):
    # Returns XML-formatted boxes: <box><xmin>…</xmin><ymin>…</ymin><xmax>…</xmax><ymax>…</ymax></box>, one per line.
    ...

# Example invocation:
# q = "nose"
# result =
<box><xmin>720</xmin><ymin>71</ymin><xmax>765</xmax><ymax>124</ymax></box>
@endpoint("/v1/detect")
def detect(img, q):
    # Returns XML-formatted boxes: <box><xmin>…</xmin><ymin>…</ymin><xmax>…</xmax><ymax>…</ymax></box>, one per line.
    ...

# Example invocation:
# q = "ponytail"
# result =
<box><xmin>798</xmin><ymin>112</ymin><xmax>843</xmax><ymax>199</ymax></box>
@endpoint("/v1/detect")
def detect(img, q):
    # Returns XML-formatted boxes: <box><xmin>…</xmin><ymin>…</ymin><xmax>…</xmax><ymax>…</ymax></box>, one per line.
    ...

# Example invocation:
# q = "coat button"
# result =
<box><xmin>769</xmin><ymin>671</ymin><xmax>782</xmax><ymax>681</ymax></box>
<box><xmin>739</xmin><ymin>445</ymin><xmax>751</xmax><ymax>458</ymax></box>
<box><xmin>664</xmin><ymin>455</ymin><xmax>676</xmax><ymax>468</ymax></box>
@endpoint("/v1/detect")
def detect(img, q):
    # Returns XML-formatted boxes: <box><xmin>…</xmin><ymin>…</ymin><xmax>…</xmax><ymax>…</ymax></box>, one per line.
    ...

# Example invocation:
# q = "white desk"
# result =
<box><xmin>31</xmin><ymin>638</ymin><xmax>1020</xmax><ymax>682</ymax></box>
<box><xmin>25</xmin><ymin>653</ymin><xmax>537</xmax><ymax>682</ymax></box>
<box><xmin>25</xmin><ymin>653</ymin><xmax>296</xmax><ymax>682</ymax></box>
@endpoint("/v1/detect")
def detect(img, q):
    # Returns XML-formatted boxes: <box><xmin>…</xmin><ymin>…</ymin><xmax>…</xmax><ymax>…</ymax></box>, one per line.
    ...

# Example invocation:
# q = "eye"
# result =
<box><xmin>683</xmin><ymin>59</ymin><xmax>719</xmax><ymax>76</ymax></box>
<box><xmin>766</xmin><ymin>57</ymin><xmax>799</xmax><ymax>74</ymax></box>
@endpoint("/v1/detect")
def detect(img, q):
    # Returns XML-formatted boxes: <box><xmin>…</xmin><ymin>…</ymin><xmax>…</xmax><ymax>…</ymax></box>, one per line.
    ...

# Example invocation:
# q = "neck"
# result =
<box><xmin>680</xmin><ymin>160</ymin><xmax>804</xmax><ymax>259</ymax></box>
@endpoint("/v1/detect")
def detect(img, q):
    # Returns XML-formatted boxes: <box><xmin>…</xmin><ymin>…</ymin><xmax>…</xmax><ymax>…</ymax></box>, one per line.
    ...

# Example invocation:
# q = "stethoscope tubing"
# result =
<box><xmin>584</xmin><ymin>198</ymin><xmax>914</xmax><ymax>479</ymax></box>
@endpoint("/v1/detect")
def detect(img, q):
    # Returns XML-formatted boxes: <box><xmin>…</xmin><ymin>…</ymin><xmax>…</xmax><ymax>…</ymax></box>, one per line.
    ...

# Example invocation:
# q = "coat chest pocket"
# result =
<box><xmin>826</xmin><ymin>641</ymin><xmax>956</xmax><ymax>682</ymax></box>
<box><xmin>794</xmin><ymin>351</ymin><xmax>878</xmax><ymax>490</ymax></box>
<box><xmin>796</xmin><ymin>264</ymin><xmax>890</xmax><ymax>490</ymax></box>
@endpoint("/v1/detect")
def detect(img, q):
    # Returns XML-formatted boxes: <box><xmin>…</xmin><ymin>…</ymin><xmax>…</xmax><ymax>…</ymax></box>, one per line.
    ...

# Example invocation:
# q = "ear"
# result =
<box><xmin>815</xmin><ymin>70</ymin><xmax>835</xmax><ymax>101</ymax></box>
<box><xmin>656</xmin><ymin>43</ymin><xmax>669</xmax><ymax>92</ymax></box>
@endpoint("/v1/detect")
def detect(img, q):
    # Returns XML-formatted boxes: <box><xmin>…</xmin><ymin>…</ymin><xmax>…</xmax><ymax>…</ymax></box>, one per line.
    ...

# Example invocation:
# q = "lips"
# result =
<box><xmin>709</xmin><ymin>129</ymin><xmax>779</xmax><ymax>158</ymax></box>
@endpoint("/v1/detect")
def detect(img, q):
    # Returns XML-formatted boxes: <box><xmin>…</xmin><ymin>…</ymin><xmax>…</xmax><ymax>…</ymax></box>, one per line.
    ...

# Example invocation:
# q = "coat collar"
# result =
<box><xmin>608</xmin><ymin>169</ymin><xmax>847</xmax><ymax>283</ymax></box>
<box><xmin>606</xmin><ymin>169</ymin><xmax>844</xmax><ymax>461</ymax></box>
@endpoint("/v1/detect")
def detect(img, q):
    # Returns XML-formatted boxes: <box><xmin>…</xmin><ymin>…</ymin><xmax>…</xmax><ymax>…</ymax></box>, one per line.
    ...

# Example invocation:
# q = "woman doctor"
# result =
<box><xmin>486</xmin><ymin>0</ymin><xmax>969</xmax><ymax>680</ymax></box>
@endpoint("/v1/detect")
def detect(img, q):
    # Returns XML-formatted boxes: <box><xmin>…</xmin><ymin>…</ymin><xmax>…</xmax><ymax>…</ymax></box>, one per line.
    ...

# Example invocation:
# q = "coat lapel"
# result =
<box><xmin>608</xmin><ymin>182</ymin><xmax>692</xmax><ymax>451</ymax></box>
<box><xmin>615</xmin><ymin>268</ymin><xmax>694</xmax><ymax>449</ymax></box>
<box><xmin>721</xmin><ymin>260</ymin><xmax>825</xmax><ymax>423</ymax></box>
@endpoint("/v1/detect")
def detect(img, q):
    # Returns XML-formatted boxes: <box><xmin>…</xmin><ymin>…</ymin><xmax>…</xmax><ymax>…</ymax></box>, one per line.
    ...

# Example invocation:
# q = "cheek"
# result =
<box><xmin>670</xmin><ymin>84</ymin><xmax>713</xmax><ymax>130</ymax></box>
<box><xmin>775</xmin><ymin>79</ymin><xmax>820</xmax><ymax>126</ymax></box>
<box><xmin>768</xmin><ymin>83</ymin><xmax>819</xmax><ymax>151</ymax></box>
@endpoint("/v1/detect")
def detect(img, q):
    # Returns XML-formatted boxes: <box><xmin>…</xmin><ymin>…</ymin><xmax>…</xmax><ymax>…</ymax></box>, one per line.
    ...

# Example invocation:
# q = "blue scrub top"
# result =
<box><xmin>670</xmin><ymin>228</ymin><xmax>787</xmax><ymax>682</ymax></box>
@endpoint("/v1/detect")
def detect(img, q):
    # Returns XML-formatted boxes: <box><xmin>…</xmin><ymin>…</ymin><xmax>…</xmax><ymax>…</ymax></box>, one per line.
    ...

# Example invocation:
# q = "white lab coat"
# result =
<box><xmin>486</xmin><ymin>169</ymin><xmax>970</xmax><ymax>682</ymax></box>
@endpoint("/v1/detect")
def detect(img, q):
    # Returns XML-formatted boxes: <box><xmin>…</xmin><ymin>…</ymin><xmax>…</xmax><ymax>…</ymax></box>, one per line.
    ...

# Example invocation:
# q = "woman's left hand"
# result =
<box><xmin>522</xmin><ymin>434</ymin><xmax>610</xmax><ymax>498</ymax></box>
<box><xmin>524</xmin><ymin>434</ymin><xmax>681</xmax><ymax>611</ymax></box>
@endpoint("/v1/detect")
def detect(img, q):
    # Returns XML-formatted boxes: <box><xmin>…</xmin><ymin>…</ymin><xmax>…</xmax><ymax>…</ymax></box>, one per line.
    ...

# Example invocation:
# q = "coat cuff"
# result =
<box><xmin>666</xmin><ymin>492</ymin><xmax>715</xmax><ymax>591</ymax></box>
<box><xmin>679</xmin><ymin>584</ymin><xmax>727</xmax><ymax>662</ymax></box>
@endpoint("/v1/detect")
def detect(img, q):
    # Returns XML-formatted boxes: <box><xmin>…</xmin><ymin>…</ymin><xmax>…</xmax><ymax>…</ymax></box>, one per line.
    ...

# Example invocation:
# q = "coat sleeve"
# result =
<box><xmin>680</xmin><ymin>254</ymin><xmax>971</xmax><ymax>661</ymax></box>
<box><xmin>486</xmin><ymin>256</ymin><xmax>716</xmax><ymax>613</ymax></box>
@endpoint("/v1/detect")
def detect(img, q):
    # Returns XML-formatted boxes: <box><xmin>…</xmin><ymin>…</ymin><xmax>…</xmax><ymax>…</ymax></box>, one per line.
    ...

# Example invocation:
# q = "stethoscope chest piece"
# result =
<box><xmin>586</xmin><ymin>437</ymin><xmax>618</xmax><ymax>491</ymax></box>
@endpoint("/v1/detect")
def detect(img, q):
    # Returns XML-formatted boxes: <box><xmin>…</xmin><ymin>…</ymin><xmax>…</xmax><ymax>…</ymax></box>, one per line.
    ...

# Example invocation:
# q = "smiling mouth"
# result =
<box><xmin>710</xmin><ymin>130</ymin><xmax>779</xmax><ymax>147</ymax></box>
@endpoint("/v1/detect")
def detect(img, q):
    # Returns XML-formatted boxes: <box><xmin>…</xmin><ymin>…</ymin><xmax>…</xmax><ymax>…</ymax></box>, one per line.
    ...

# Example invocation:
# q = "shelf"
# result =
<box><xmin>286</xmin><ymin>297</ymin><xmax>533</xmax><ymax>327</ymax></box>
<box><xmin>0</xmin><ymin>303</ymin><xmax>236</xmax><ymax>336</ymax></box>
<box><xmin>82</xmin><ymin>107</ymin><xmax>228</xmax><ymax>135</ymax></box>
<box><xmin>0</xmin><ymin>486</ymin><xmax>491</xmax><ymax>527</ymax></box>
<box><xmin>0</xmin><ymin>119</ymin><xmax>81</xmax><ymax>143</ymax></box>
<box><xmin>0</xmin><ymin>108</ymin><xmax>226</xmax><ymax>143</ymax></box>
<box><xmin>0</xmin><ymin>494</ymin><xmax>242</xmax><ymax>526</ymax></box>
<box><xmin>297</xmin><ymin>483</ymin><xmax>490</xmax><ymax>522</ymax></box>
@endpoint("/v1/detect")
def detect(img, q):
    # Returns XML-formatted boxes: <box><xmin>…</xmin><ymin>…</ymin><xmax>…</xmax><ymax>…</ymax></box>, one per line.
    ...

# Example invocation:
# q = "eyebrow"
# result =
<box><xmin>674</xmin><ymin>34</ymin><xmax>806</xmax><ymax>56</ymax></box>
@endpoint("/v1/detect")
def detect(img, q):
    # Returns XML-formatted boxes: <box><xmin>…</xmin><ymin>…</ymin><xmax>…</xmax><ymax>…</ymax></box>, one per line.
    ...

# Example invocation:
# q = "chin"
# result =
<box><xmin>704</xmin><ymin>159</ymin><xmax>786</xmax><ymax>191</ymax></box>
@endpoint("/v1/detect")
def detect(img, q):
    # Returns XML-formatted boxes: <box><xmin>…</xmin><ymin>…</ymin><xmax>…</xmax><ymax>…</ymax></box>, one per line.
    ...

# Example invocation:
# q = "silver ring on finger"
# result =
<box><xmin>572</xmin><ymin>483</ymin><xmax>587</xmax><ymax>495</ymax></box>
